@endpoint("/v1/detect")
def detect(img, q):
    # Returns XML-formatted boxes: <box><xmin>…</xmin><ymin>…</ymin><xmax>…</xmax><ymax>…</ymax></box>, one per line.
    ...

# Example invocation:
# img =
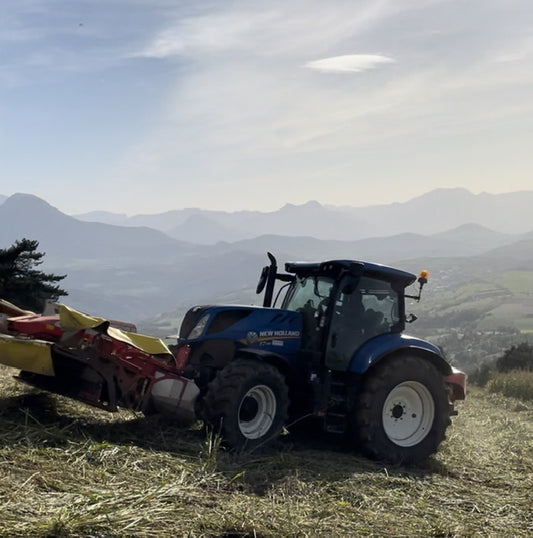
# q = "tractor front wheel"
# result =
<box><xmin>202</xmin><ymin>359</ymin><xmax>289</xmax><ymax>450</ymax></box>
<box><xmin>352</xmin><ymin>356</ymin><xmax>449</xmax><ymax>464</ymax></box>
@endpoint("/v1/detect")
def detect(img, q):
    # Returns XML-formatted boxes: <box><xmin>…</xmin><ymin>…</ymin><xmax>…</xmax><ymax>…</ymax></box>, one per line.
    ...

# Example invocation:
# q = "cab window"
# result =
<box><xmin>283</xmin><ymin>276</ymin><xmax>334</xmax><ymax>312</ymax></box>
<box><xmin>283</xmin><ymin>276</ymin><xmax>334</xmax><ymax>349</ymax></box>
<box><xmin>325</xmin><ymin>275</ymin><xmax>399</xmax><ymax>370</ymax></box>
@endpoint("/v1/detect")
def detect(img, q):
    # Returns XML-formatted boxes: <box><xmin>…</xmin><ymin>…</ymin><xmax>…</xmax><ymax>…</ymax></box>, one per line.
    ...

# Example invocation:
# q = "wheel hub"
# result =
<box><xmin>240</xmin><ymin>397</ymin><xmax>259</xmax><ymax>422</ymax></box>
<box><xmin>391</xmin><ymin>404</ymin><xmax>404</xmax><ymax>419</ymax></box>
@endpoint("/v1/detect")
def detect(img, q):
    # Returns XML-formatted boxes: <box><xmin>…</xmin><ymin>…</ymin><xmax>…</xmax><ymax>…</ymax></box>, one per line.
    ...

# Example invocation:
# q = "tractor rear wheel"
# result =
<box><xmin>202</xmin><ymin>359</ymin><xmax>289</xmax><ymax>450</ymax></box>
<box><xmin>352</xmin><ymin>356</ymin><xmax>449</xmax><ymax>464</ymax></box>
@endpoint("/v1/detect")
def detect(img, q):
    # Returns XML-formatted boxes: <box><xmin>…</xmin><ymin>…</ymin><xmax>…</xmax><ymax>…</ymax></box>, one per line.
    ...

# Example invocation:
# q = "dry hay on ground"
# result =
<box><xmin>0</xmin><ymin>365</ymin><xmax>532</xmax><ymax>537</ymax></box>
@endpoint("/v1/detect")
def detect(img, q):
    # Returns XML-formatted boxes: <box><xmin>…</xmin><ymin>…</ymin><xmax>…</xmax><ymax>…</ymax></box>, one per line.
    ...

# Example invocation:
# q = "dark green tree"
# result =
<box><xmin>0</xmin><ymin>239</ymin><xmax>68</xmax><ymax>312</ymax></box>
<box><xmin>496</xmin><ymin>342</ymin><xmax>533</xmax><ymax>373</ymax></box>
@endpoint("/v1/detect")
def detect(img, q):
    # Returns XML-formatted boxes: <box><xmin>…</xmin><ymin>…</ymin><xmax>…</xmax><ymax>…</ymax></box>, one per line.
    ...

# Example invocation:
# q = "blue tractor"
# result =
<box><xmin>176</xmin><ymin>253</ymin><xmax>466</xmax><ymax>463</ymax></box>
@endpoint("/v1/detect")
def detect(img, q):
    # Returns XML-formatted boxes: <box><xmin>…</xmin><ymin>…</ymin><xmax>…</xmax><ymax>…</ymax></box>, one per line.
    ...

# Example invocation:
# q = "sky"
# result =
<box><xmin>1</xmin><ymin>0</ymin><xmax>532</xmax><ymax>215</ymax></box>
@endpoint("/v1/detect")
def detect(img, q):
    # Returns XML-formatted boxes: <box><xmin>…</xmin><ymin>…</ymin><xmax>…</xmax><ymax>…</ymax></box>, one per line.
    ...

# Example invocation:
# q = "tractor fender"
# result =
<box><xmin>348</xmin><ymin>333</ymin><xmax>452</xmax><ymax>376</ymax></box>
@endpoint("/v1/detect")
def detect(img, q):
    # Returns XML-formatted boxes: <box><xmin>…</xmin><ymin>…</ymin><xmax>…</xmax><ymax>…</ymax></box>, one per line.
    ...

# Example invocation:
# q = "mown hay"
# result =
<box><xmin>1</xmin><ymin>365</ymin><xmax>532</xmax><ymax>537</ymax></box>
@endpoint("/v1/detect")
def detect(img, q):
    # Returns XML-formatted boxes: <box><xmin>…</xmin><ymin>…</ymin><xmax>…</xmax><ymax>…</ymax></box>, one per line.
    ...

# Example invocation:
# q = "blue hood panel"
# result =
<box><xmin>192</xmin><ymin>306</ymin><xmax>303</xmax><ymax>358</ymax></box>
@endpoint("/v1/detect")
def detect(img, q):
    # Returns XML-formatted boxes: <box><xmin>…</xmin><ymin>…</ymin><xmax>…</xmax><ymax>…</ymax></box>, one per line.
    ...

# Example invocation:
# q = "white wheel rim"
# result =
<box><xmin>238</xmin><ymin>385</ymin><xmax>277</xmax><ymax>439</ymax></box>
<box><xmin>382</xmin><ymin>381</ymin><xmax>435</xmax><ymax>447</ymax></box>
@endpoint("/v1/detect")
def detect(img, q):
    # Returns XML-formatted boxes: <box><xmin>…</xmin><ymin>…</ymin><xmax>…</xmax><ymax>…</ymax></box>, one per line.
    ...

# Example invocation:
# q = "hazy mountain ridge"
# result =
<box><xmin>216</xmin><ymin>224</ymin><xmax>516</xmax><ymax>263</ymax></box>
<box><xmin>0</xmin><ymin>193</ymin><xmax>193</xmax><ymax>263</ymax></box>
<box><xmin>349</xmin><ymin>188</ymin><xmax>533</xmax><ymax>236</ymax></box>
<box><xmin>76</xmin><ymin>201</ymin><xmax>368</xmax><ymax>243</ymax></box>
<box><xmin>1</xmin><ymin>191</ymin><xmax>532</xmax><ymax>327</ymax></box>
<box><xmin>168</xmin><ymin>213</ymin><xmax>243</xmax><ymax>244</ymax></box>
<box><xmin>0</xmin><ymin>194</ymin><xmax>207</xmax><ymax>320</ymax></box>
<box><xmin>73</xmin><ymin>188</ymin><xmax>533</xmax><ymax>243</ymax></box>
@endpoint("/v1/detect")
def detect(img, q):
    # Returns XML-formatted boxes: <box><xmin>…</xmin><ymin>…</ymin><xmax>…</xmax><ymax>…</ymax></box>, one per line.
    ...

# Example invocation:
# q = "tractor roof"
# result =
<box><xmin>284</xmin><ymin>259</ymin><xmax>416</xmax><ymax>288</ymax></box>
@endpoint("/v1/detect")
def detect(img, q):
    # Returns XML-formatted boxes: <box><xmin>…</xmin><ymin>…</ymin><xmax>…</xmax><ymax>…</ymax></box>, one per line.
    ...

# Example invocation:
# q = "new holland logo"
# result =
<box><xmin>242</xmin><ymin>330</ymin><xmax>301</xmax><ymax>346</ymax></box>
<box><xmin>246</xmin><ymin>331</ymin><xmax>259</xmax><ymax>345</ymax></box>
<box><xmin>259</xmin><ymin>330</ymin><xmax>300</xmax><ymax>338</ymax></box>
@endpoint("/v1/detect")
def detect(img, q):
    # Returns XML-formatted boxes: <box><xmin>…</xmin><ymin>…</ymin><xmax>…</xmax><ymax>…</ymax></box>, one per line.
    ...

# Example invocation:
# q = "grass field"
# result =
<box><xmin>487</xmin><ymin>370</ymin><xmax>533</xmax><ymax>401</ymax></box>
<box><xmin>1</xmin><ymin>365</ymin><xmax>532</xmax><ymax>537</ymax></box>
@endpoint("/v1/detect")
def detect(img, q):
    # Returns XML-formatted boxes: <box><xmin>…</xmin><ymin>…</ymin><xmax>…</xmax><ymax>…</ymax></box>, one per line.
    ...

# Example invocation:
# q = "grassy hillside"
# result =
<box><xmin>1</xmin><ymin>365</ymin><xmax>531</xmax><ymax>537</ymax></box>
<box><xmin>396</xmin><ymin>268</ymin><xmax>533</xmax><ymax>373</ymax></box>
<box><xmin>410</xmin><ymin>276</ymin><xmax>531</xmax><ymax>336</ymax></box>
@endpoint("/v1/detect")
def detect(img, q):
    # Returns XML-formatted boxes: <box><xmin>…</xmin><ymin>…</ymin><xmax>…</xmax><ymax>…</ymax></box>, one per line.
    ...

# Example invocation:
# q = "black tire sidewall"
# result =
<box><xmin>354</xmin><ymin>356</ymin><xmax>449</xmax><ymax>464</ymax></box>
<box><xmin>203</xmin><ymin>359</ymin><xmax>289</xmax><ymax>450</ymax></box>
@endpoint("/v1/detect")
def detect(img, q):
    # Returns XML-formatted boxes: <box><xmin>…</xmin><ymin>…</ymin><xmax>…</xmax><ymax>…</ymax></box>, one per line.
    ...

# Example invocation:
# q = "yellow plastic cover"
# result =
<box><xmin>106</xmin><ymin>327</ymin><xmax>172</xmax><ymax>355</ymax></box>
<box><xmin>58</xmin><ymin>304</ymin><xmax>172</xmax><ymax>356</ymax></box>
<box><xmin>0</xmin><ymin>304</ymin><xmax>171</xmax><ymax>376</ymax></box>
<box><xmin>58</xmin><ymin>304</ymin><xmax>107</xmax><ymax>330</ymax></box>
<box><xmin>0</xmin><ymin>334</ymin><xmax>55</xmax><ymax>376</ymax></box>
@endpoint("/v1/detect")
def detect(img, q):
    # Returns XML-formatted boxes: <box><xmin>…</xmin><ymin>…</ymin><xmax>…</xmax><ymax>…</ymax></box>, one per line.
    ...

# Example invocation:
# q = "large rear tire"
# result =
<box><xmin>202</xmin><ymin>359</ymin><xmax>289</xmax><ymax>450</ymax></box>
<box><xmin>352</xmin><ymin>356</ymin><xmax>449</xmax><ymax>464</ymax></box>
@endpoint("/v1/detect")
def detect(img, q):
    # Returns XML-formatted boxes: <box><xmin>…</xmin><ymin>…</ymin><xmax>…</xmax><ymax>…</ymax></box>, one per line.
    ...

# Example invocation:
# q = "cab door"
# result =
<box><xmin>325</xmin><ymin>274</ymin><xmax>400</xmax><ymax>371</ymax></box>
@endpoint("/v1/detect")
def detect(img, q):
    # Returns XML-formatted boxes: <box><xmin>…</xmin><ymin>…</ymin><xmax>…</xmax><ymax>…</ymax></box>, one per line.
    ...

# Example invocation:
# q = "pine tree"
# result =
<box><xmin>0</xmin><ymin>239</ymin><xmax>68</xmax><ymax>312</ymax></box>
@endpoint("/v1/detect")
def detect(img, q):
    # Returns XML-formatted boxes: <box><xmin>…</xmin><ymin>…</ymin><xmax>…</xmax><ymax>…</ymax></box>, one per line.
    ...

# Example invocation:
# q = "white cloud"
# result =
<box><xmin>304</xmin><ymin>54</ymin><xmax>395</xmax><ymax>73</ymax></box>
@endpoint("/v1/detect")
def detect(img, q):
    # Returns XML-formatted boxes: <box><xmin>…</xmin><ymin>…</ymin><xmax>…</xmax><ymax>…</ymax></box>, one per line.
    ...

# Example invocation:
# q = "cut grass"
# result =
<box><xmin>1</xmin><ymin>365</ymin><xmax>532</xmax><ymax>537</ymax></box>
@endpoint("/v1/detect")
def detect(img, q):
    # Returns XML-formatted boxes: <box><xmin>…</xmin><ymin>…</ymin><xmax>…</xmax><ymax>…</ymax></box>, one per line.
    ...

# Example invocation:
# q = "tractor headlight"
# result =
<box><xmin>187</xmin><ymin>314</ymin><xmax>210</xmax><ymax>339</ymax></box>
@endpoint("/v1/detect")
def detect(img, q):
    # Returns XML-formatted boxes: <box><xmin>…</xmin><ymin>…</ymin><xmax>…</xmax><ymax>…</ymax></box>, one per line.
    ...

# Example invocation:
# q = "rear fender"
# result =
<box><xmin>348</xmin><ymin>333</ymin><xmax>452</xmax><ymax>376</ymax></box>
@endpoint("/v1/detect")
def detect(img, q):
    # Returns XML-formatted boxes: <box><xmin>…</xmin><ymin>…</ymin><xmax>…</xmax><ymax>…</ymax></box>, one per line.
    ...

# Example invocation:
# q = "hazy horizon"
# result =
<box><xmin>3</xmin><ymin>186</ymin><xmax>533</xmax><ymax>218</ymax></box>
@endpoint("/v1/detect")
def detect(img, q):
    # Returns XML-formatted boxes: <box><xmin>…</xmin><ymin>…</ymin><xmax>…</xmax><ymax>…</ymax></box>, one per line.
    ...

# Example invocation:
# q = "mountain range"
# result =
<box><xmin>0</xmin><ymin>190</ymin><xmax>532</xmax><ymax>329</ymax></box>
<box><xmin>73</xmin><ymin>188</ymin><xmax>533</xmax><ymax>244</ymax></box>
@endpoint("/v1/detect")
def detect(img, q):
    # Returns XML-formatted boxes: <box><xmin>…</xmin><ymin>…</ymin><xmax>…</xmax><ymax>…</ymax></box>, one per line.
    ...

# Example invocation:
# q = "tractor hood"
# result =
<box><xmin>179</xmin><ymin>304</ymin><xmax>303</xmax><ymax>356</ymax></box>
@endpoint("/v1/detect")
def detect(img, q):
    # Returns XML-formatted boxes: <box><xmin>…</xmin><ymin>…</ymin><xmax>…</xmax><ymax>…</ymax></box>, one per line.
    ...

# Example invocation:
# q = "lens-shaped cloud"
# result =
<box><xmin>305</xmin><ymin>54</ymin><xmax>395</xmax><ymax>73</ymax></box>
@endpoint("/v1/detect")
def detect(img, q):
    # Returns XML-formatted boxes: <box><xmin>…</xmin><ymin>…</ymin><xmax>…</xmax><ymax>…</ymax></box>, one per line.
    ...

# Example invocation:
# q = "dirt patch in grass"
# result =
<box><xmin>0</xmin><ymin>365</ymin><xmax>532</xmax><ymax>537</ymax></box>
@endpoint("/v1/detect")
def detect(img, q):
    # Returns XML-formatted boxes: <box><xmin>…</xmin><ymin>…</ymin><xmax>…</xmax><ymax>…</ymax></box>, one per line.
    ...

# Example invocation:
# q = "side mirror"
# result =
<box><xmin>262</xmin><ymin>252</ymin><xmax>278</xmax><ymax>307</ymax></box>
<box><xmin>405</xmin><ymin>313</ymin><xmax>418</xmax><ymax>324</ymax></box>
<box><xmin>256</xmin><ymin>266</ymin><xmax>269</xmax><ymax>294</ymax></box>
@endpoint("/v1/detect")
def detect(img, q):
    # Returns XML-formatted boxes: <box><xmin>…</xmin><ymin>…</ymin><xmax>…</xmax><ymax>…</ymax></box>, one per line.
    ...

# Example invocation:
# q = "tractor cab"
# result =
<box><xmin>258</xmin><ymin>253</ymin><xmax>426</xmax><ymax>372</ymax></box>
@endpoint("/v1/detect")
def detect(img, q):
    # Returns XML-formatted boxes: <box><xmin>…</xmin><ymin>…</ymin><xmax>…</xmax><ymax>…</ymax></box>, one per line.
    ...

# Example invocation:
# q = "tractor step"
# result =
<box><xmin>324</xmin><ymin>412</ymin><xmax>346</xmax><ymax>434</ymax></box>
<box><xmin>324</xmin><ymin>381</ymin><xmax>348</xmax><ymax>433</ymax></box>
